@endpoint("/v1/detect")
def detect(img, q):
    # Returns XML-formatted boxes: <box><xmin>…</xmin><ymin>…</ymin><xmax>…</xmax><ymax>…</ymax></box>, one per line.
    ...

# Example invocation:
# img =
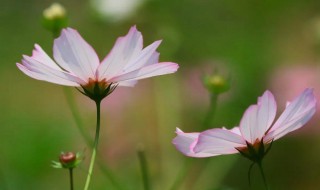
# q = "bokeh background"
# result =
<box><xmin>1</xmin><ymin>0</ymin><xmax>320</xmax><ymax>189</ymax></box>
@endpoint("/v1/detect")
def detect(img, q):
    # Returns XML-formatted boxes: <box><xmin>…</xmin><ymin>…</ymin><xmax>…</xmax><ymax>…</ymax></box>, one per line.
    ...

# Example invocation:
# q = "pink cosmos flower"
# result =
<box><xmin>17</xmin><ymin>26</ymin><xmax>179</xmax><ymax>101</ymax></box>
<box><xmin>173</xmin><ymin>89</ymin><xmax>316</xmax><ymax>160</ymax></box>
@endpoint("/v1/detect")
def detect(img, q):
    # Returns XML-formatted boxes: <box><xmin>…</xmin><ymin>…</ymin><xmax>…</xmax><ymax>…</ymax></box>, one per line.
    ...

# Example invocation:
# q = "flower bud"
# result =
<box><xmin>203</xmin><ymin>73</ymin><xmax>230</xmax><ymax>95</ymax></box>
<box><xmin>42</xmin><ymin>3</ymin><xmax>68</xmax><ymax>37</ymax></box>
<box><xmin>52</xmin><ymin>151</ymin><xmax>82</xmax><ymax>169</ymax></box>
<box><xmin>43</xmin><ymin>3</ymin><xmax>66</xmax><ymax>20</ymax></box>
<box><xmin>59</xmin><ymin>152</ymin><xmax>76</xmax><ymax>165</ymax></box>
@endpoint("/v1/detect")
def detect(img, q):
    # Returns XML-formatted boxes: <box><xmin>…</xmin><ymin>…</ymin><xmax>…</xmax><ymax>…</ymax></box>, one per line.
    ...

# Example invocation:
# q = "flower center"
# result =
<box><xmin>81</xmin><ymin>78</ymin><xmax>117</xmax><ymax>102</ymax></box>
<box><xmin>236</xmin><ymin>139</ymin><xmax>272</xmax><ymax>163</ymax></box>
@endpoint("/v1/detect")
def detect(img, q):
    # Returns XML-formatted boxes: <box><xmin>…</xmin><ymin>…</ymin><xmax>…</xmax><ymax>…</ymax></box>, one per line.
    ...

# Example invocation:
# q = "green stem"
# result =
<box><xmin>257</xmin><ymin>162</ymin><xmax>269</xmax><ymax>190</ymax></box>
<box><xmin>69</xmin><ymin>168</ymin><xmax>74</xmax><ymax>190</ymax></box>
<box><xmin>63</xmin><ymin>89</ymin><xmax>124</xmax><ymax>190</ymax></box>
<box><xmin>84</xmin><ymin>100</ymin><xmax>101</xmax><ymax>190</ymax></box>
<box><xmin>137</xmin><ymin>146</ymin><xmax>151</xmax><ymax>190</ymax></box>
<box><xmin>202</xmin><ymin>93</ymin><xmax>218</xmax><ymax>130</ymax></box>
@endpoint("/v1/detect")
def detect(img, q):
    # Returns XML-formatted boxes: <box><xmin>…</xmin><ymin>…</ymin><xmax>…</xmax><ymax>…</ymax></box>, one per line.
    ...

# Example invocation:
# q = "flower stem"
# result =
<box><xmin>137</xmin><ymin>145</ymin><xmax>151</xmax><ymax>190</ymax></box>
<box><xmin>69</xmin><ymin>168</ymin><xmax>74</xmax><ymax>190</ymax></box>
<box><xmin>257</xmin><ymin>161</ymin><xmax>269</xmax><ymax>190</ymax></box>
<box><xmin>202</xmin><ymin>93</ymin><xmax>218</xmax><ymax>129</ymax></box>
<box><xmin>84</xmin><ymin>100</ymin><xmax>101</xmax><ymax>190</ymax></box>
<box><xmin>63</xmin><ymin>89</ymin><xmax>124</xmax><ymax>190</ymax></box>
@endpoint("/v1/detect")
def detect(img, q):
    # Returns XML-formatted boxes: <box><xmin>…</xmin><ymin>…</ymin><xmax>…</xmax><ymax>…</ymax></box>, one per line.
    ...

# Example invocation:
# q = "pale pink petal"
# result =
<box><xmin>17</xmin><ymin>57</ymin><xmax>83</xmax><ymax>86</ymax></box>
<box><xmin>117</xmin><ymin>51</ymin><xmax>159</xmax><ymax>86</ymax></box>
<box><xmin>239</xmin><ymin>105</ymin><xmax>258</xmax><ymax>143</ymax></box>
<box><xmin>108</xmin><ymin>62</ymin><xmax>179</xmax><ymax>83</ymax></box>
<box><xmin>264</xmin><ymin>88</ymin><xmax>316</xmax><ymax>142</ymax></box>
<box><xmin>194</xmin><ymin>128</ymin><xmax>246</xmax><ymax>155</ymax></box>
<box><xmin>97</xmin><ymin>26</ymin><xmax>143</xmax><ymax>80</ymax></box>
<box><xmin>53</xmin><ymin>28</ymin><xmax>100</xmax><ymax>81</ymax></box>
<box><xmin>255</xmin><ymin>91</ymin><xmax>277</xmax><ymax>140</ymax></box>
<box><xmin>172</xmin><ymin>128</ymin><xmax>215</xmax><ymax>157</ymax></box>
<box><xmin>118</xmin><ymin>80</ymin><xmax>138</xmax><ymax>87</ymax></box>
<box><xmin>143</xmin><ymin>51</ymin><xmax>160</xmax><ymax>66</ymax></box>
<box><xmin>121</xmin><ymin>41</ymin><xmax>161</xmax><ymax>73</ymax></box>
<box><xmin>31</xmin><ymin>44</ymin><xmax>61</xmax><ymax>70</ymax></box>
<box><xmin>239</xmin><ymin>91</ymin><xmax>277</xmax><ymax>143</ymax></box>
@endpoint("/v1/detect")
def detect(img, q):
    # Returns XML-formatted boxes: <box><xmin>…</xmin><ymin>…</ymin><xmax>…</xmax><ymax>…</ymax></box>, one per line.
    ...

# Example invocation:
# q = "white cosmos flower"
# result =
<box><xmin>17</xmin><ymin>26</ymin><xmax>179</xmax><ymax>100</ymax></box>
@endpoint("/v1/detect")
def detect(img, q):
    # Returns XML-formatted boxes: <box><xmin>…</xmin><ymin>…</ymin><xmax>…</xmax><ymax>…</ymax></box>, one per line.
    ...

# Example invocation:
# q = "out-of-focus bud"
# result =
<box><xmin>42</xmin><ymin>3</ymin><xmax>68</xmax><ymax>37</ymax></box>
<box><xmin>203</xmin><ymin>73</ymin><xmax>230</xmax><ymax>95</ymax></box>
<box><xmin>43</xmin><ymin>3</ymin><xmax>66</xmax><ymax>20</ymax></box>
<box><xmin>52</xmin><ymin>151</ymin><xmax>82</xmax><ymax>169</ymax></box>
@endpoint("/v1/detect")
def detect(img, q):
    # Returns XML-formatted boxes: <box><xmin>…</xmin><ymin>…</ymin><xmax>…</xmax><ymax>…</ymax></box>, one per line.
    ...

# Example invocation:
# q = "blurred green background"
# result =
<box><xmin>1</xmin><ymin>0</ymin><xmax>320</xmax><ymax>189</ymax></box>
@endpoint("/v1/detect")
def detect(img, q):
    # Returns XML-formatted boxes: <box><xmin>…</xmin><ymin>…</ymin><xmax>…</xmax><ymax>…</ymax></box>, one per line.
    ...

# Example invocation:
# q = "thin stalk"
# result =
<box><xmin>63</xmin><ymin>89</ymin><xmax>124</xmax><ymax>190</ymax></box>
<box><xmin>84</xmin><ymin>100</ymin><xmax>101</xmax><ymax>190</ymax></box>
<box><xmin>202</xmin><ymin>93</ymin><xmax>218</xmax><ymax>129</ymax></box>
<box><xmin>257</xmin><ymin>162</ymin><xmax>269</xmax><ymax>190</ymax></box>
<box><xmin>137</xmin><ymin>146</ymin><xmax>151</xmax><ymax>190</ymax></box>
<box><xmin>69</xmin><ymin>168</ymin><xmax>74</xmax><ymax>190</ymax></box>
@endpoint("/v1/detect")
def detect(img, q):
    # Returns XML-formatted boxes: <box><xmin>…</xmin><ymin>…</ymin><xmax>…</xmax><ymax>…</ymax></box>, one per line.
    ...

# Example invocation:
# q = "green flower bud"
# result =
<box><xmin>43</xmin><ymin>3</ymin><xmax>66</xmax><ymax>20</ymax></box>
<box><xmin>203</xmin><ymin>73</ymin><xmax>230</xmax><ymax>95</ymax></box>
<box><xmin>42</xmin><ymin>3</ymin><xmax>68</xmax><ymax>37</ymax></box>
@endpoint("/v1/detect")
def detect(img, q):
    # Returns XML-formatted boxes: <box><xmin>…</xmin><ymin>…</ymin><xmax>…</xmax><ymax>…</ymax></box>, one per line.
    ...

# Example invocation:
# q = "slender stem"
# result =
<box><xmin>69</xmin><ymin>168</ymin><xmax>74</xmax><ymax>190</ymax></box>
<box><xmin>63</xmin><ymin>89</ymin><xmax>124</xmax><ymax>190</ymax></box>
<box><xmin>202</xmin><ymin>93</ymin><xmax>218</xmax><ymax>130</ymax></box>
<box><xmin>137</xmin><ymin>146</ymin><xmax>151</xmax><ymax>190</ymax></box>
<box><xmin>84</xmin><ymin>100</ymin><xmax>101</xmax><ymax>190</ymax></box>
<box><xmin>257</xmin><ymin>162</ymin><xmax>269</xmax><ymax>190</ymax></box>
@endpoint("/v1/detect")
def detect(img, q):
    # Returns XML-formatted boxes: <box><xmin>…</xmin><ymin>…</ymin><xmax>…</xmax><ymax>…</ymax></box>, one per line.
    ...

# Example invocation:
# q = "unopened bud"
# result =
<box><xmin>203</xmin><ymin>74</ymin><xmax>230</xmax><ymax>95</ymax></box>
<box><xmin>59</xmin><ymin>152</ymin><xmax>76</xmax><ymax>165</ymax></box>
<box><xmin>43</xmin><ymin>3</ymin><xmax>66</xmax><ymax>20</ymax></box>
<box><xmin>42</xmin><ymin>3</ymin><xmax>68</xmax><ymax>37</ymax></box>
<box><xmin>52</xmin><ymin>151</ymin><xmax>82</xmax><ymax>169</ymax></box>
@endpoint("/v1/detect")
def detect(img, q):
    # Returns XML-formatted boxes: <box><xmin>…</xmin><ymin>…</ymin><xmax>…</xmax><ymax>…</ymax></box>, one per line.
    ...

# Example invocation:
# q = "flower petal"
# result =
<box><xmin>264</xmin><ymin>88</ymin><xmax>316</xmax><ymax>142</ymax></box>
<box><xmin>116</xmin><ymin>52</ymin><xmax>160</xmax><ymax>87</ymax></box>
<box><xmin>97</xmin><ymin>26</ymin><xmax>143</xmax><ymax>80</ymax></box>
<box><xmin>31</xmin><ymin>44</ymin><xmax>61</xmax><ymax>70</ymax></box>
<box><xmin>53</xmin><ymin>28</ymin><xmax>100</xmax><ymax>81</ymax></box>
<box><xmin>118</xmin><ymin>80</ymin><xmax>138</xmax><ymax>87</ymax></box>
<box><xmin>121</xmin><ymin>41</ymin><xmax>161</xmax><ymax>73</ymax></box>
<box><xmin>239</xmin><ymin>105</ymin><xmax>258</xmax><ymax>143</ymax></box>
<box><xmin>172</xmin><ymin>128</ymin><xmax>215</xmax><ymax>157</ymax></box>
<box><xmin>194</xmin><ymin>127</ymin><xmax>246</xmax><ymax>155</ymax></box>
<box><xmin>239</xmin><ymin>91</ymin><xmax>277</xmax><ymax>143</ymax></box>
<box><xmin>108</xmin><ymin>62</ymin><xmax>179</xmax><ymax>83</ymax></box>
<box><xmin>17</xmin><ymin>56</ymin><xmax>83</xmax><ymax>86</ymax></box>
